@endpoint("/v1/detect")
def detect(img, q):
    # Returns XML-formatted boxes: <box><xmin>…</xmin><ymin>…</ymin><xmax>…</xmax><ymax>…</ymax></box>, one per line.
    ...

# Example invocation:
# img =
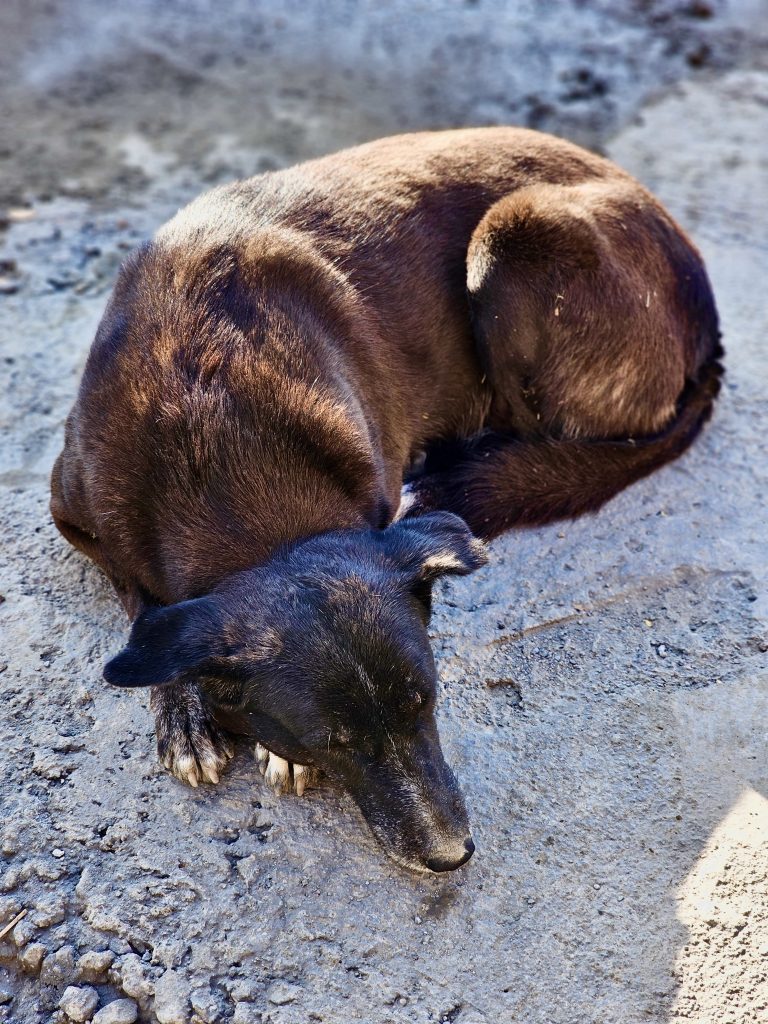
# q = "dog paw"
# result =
<box><xmin>255</xmin><ymin>743</ymin><xmax>316</xmax><ymax>796</ymax></box>
<box><xmin>152</xmin><ymin>685</ymin><xmax>235</xmax><ymax>787</ymax></box>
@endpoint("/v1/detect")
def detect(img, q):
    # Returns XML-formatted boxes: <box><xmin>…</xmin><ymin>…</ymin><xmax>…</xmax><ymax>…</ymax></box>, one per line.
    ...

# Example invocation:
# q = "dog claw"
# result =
<box><xmin>265</xmin><ymin>753</ymin><xmax>291</xmax><ymax>792</ymax></box>
<box><xmin>255</xmin><ymin>745</ymin><xmax>312</xmax><ymax>796</ymax></box>
<box><xmin>152</xmin><ymin>685</ymin><xmax>235</xmax><ymax>788</ymax></box>
<box><xmin>255</xmin><ymin>742</ymin><xmax>269</xmax><ymax>773</ymax></box>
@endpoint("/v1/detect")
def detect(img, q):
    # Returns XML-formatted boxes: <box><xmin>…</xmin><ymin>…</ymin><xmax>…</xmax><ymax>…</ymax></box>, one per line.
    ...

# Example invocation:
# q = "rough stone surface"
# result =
<box><xmin>92</xmin><ymin>999</ymin><xmax>139</xmax><ymax>1024</ymax></box>
<box><xmin>1</xmin><ymin>3</ymin><xmax>767</xmax><ymax>1023</ymax></box>
<box><xmin>76</xmin><ymin>950</ymin><xmax>115</xmax><ymax>984</ymax></box>
<box><xmin>153</xmin><ymin>971</ymin><xmax>190</xmax><ymax>1024</ymax></box>
<box><xmin>189</xmin><ymin>988</ymin><xmax>220</xmax><ymax>1024</ymax></box>
<box><xmin>40</xmin><ymin>946</ymin><xmax>76</xmax><ymax>990</ymax></box>
<box><xmin>231</xmin><ymin>1005</ymin><xmax>260</xmax><ymax>1024</ymax></box>
<box><xmin>59</xmin><ymin>985</ymin><xmax>99</xmax><ymax>1023</ymax></box>
<box><xmin>17</xmin><ymin>942</ymin><xmax>47</xmax><ymax>976</ymax></box>
<box><xmin>266</xmin><ymin>982</ymin><xmax>301</xmax><ymax>1007</ymax></box>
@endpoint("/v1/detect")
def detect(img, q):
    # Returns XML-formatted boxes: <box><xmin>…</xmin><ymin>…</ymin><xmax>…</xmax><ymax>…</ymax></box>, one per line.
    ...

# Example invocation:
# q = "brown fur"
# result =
<box><xmin>50</xmin><ymin>128</ymin><xmax>721</xmax><ymax>834</ymax></box>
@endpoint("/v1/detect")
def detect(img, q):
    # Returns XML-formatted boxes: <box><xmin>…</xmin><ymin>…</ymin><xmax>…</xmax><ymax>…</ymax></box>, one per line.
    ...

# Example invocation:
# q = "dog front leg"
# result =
<box><xmin>150</xmin><ymin>682</ymin><xmax>234</xmax><ymax>787</ymax></box>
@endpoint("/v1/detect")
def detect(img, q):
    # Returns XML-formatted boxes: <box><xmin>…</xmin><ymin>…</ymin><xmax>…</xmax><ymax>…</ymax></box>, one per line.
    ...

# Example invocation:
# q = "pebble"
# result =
<box><xmin>0</xmin><ymin>898</ymin><xmax>22</xmax><ymax>922</ymax></box>
<box><xmin>52</xmin><ymin>849</ymin><xmax>65</xmax><ymax>859</ymax></box>
<box><xmin>0</xmin><ymin>833</ymin><xmax>19</xmax><ymax>857</ymax></box>
<box><xmin>33</xmin><ymin>896</ymin><xmax>67</xmax><ymax>928</ymax></box>
<box><xmin>232</xmin><ymin>1004</ymin><xmax>260</xmax><ymax>1024</ymax></box>
<box><xmin>59</xmin><ymin>985</ymin><xmax>99</xmax><ymax>1022</ymax></box>
<box><xmin>19</xmin><ymin>941</ymin><xmax>47</xmax><ymax>975</ymax></box>
<box><xmin>92</xmin><ymin>999</ymin><xmax>139</xmax><ymax>1024</ymax></box>
<box><xmin>12</xmin><ymin>916</ymin><xmax>37</xmax><ymax>948</ymax></box>
<box><xmin>190</xmin><ymin>988</ymin><xmax>220</xmax><ymax>1023</ymax></box>
<box><xmin>153</xmin><ymin>969</ymin><xmax>190</xmax><ymax>1024</ymax></box>
<box><xmin>0</xmin><ymin>987</ymin><xmax>12</xmax><ymax>1005</ymax></box>
<box><xmin>117</xmin><ymin>954</ymin><xmax>154</xmax><ymax>1003</ymax></box>
<box><xmin>41</xmin><ymin>945</ymin><xmax>76</xmax><ymax>988</ymax></box>
<box><xmin>77</xmin><ymin>949</ymin><xmax>115</xmax><ymax>983</ymax></box>
<box><xmin>267</xmin><ymin>981</ymin><xmax>301</xmax><ymax>1005</ymax></box>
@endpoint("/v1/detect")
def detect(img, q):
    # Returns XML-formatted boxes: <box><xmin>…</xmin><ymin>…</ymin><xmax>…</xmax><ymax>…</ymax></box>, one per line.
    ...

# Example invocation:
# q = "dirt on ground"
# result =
<box><xmin>1</xmin><ymin>2</ymin><xmax>767</xmax><ymax>1023</ymax></box>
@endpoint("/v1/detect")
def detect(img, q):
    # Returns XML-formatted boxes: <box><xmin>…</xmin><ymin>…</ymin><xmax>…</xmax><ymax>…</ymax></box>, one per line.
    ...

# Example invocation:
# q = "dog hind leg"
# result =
<box><xmin>403</xmin><ymin>182</ymin><xmax>721</xmax><ymax>537</ymax></box>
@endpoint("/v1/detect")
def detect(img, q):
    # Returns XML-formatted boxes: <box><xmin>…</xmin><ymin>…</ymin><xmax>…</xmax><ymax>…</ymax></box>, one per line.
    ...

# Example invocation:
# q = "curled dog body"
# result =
<box><xmin>51</xmin><ymin>127</ymin><xmax>721</xmax><ymax>871</ymax></box>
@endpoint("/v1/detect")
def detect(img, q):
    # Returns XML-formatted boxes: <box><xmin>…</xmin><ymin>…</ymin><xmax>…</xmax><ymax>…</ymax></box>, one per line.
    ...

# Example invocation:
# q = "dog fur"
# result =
<box><xmin>50</xmin><ymin>128</ymin><xmax>722</xmax><ymax>871</ymax></box>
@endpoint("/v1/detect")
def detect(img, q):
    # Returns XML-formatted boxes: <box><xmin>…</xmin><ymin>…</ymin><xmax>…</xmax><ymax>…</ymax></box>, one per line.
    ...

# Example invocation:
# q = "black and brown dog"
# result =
<box><xmin>51</xmin><ymin>128</ymin><xmax>722</xmax><ymax>872</ymax></box>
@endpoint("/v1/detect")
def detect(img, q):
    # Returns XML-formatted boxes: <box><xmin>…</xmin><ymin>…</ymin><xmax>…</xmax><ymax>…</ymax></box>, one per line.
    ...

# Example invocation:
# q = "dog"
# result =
<box><xmin>50</xmin><ymin>127</ymin><xmax>722</xmax><ymax>872</ymax></box>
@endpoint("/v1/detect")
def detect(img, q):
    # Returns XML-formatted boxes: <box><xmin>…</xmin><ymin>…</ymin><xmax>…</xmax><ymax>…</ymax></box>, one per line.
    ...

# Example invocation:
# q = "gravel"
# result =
<box><xmin>76</xmin><ymin>950</ymin><xmax>115</xmax><ymax>984</ymax></box>
<box><xmin>92</xmin><ymin>999</ymin><xmax>139</xmax><ymax>1024</ymax></box>
<box><xmin>1</xmin><ymin>2</ymin><xmax>767</xmax><ymax>1023</ymax></box>
<box><xmin>59</xmin><ymin>985</ymin><xmax>99</xmax><ymax>1023</ymax></box>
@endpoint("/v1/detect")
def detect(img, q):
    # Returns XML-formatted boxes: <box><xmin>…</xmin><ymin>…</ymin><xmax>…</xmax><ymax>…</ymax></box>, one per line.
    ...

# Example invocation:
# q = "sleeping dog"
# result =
<box><xmin>51</xmin><ymin>128</ymin><xmax>722</xmax><ymax>872</ymax></box>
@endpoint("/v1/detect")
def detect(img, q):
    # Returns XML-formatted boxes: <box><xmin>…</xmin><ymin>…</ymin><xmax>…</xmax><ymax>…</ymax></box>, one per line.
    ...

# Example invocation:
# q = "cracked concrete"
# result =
<box><xmin>1</xmin><ymin>2</ymin><xmax>767</xmax><ymax>1022</ymax></box>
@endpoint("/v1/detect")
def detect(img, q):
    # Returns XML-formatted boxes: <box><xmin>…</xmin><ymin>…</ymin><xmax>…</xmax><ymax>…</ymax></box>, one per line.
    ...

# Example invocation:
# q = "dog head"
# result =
<box><xmin>105</xmin><ymin>511</ymin><xmax>487</xmax><ymax>872</ymax></box>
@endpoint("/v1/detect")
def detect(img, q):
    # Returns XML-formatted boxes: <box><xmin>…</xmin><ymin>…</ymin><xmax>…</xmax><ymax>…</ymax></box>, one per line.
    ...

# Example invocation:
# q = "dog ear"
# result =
<box><xmin>386</xmin><ymin>511</ymin><xmax>489</xmax><ymax>584</ymax></box>
<box><xmin>103</xmin><ymin>598</ymin><xmax>223</xmax><ymax>688</ymax></box>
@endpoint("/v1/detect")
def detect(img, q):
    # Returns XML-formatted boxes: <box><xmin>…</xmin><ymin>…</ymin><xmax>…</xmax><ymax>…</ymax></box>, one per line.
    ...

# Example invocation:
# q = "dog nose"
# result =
<box><xmin>425</xmin><ymin>836</ymin><xmax>475</xmax><ymax>873</ymax></box>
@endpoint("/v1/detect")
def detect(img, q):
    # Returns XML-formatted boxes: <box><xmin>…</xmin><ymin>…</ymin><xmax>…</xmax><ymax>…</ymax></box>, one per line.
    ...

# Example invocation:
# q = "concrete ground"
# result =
<box><xmin>1</xmin><ymin>2</ymin><xmax>767</xmax><ymax>1022</ymax></box>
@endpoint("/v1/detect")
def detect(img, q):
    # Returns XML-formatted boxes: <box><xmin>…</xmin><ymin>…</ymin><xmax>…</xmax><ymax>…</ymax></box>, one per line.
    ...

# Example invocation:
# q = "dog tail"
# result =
<box><xmin>409</xmin><ymin>346</ymin><xmax>724</xmax><ymax>541</ymax></box>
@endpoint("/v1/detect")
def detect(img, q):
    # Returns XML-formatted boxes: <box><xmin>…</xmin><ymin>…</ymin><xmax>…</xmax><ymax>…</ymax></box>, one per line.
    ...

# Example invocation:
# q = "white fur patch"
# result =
<box><xmin>469</xmin><ymin>537</ymin><xmax>489</xmax><ymax>562</ymax></box>
<box><xmin>394</xmin><ymin>484</ymin><xmax>416</xmax><ymax>521</ymax></box>
<box><xmin>422</xmin><ymin>551</ymin><xmax>466</xmax><ymax>574</ymax></box>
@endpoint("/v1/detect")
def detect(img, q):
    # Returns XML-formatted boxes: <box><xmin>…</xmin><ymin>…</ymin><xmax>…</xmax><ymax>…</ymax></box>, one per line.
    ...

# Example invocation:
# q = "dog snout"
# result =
<box><xmin>424</xmin><ymin>834</ymin><xmax>475</xmax><ymax>873</ymax></box>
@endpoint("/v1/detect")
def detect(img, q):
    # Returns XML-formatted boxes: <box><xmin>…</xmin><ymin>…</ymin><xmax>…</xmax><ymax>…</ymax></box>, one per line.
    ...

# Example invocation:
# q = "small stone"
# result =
<box><xmin>41</xmin><ymin>945</ymin><xmax>76</xmax><ymax>987</ymax></box>
<box><xmin>0</xmin><ymin>898</ymin><xmax>22</xmax><ymax>923</ymax></box>
<box><xmin>0</xmin><ymin>832</ymin><xmax>19</xmax><ymax>856</ymax></box>
<box><xmin>19</xmin><ymin>941</ymin><xmax>47</xmax><ymax>975</ymax></box>
<box><xmin>190</xmin><ymin>988</ymin><xmax>220</xmax><ymax>1023</ymax></box>
<box><xmin>229</xmin><ymin>979</ymin><xmax>259</xmax><ymax>1002</ymax></box>
<box><xmin>59</xmin><ymin>985</ymin><xmax>99</xmax><ymax>1022</ymax></box>
<box><xmin>117</xmin><ymin>954</ymin><xmax>154</xmax><ymax>1003</ymax></box>
<box><xmin>0</xmin><ymin>987</ymin><xmax>13</xmax><ymax>1005</ymax></box>
<box><xmin>12</xmin><ymin>916</ymin><xmax>37</xmax><ymax>948</ymax></box>
<box><xmin>153</xmin><ymin>969</ymin><xmax>190</xmax><ymax>1024</ymax></box>
<box><xmin>33</xmin><ymin>897</ymin><xmax>66</xmax><ymax>928</ymax></box>
<box><xmin>267</xmin><ymin>981</ymin><xmax>301</xmax><ymax>1005</ymax></box>
<box><xmin>77</xmin><ymin>950</ymin><xmax>115</xmax><ymax>983</ymax></box>
<box><xmin>232</xmin><ymin>1004</ymin><xmax>260</xmax><ymax>1024</ymax></box>
<box><xmin>92</xmin><ymin>999</ymin><xmax>139</xmax><ymax>1024</ymax></box>
<box><xmin>8</xmin><ymin>207</ymin><xmax>35</xmax><ymax>222</ymax></box>
<box><xmin>52</xmin><ymin>849</ymin><xmax>65</xmax><ymax>859</ymax></box>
